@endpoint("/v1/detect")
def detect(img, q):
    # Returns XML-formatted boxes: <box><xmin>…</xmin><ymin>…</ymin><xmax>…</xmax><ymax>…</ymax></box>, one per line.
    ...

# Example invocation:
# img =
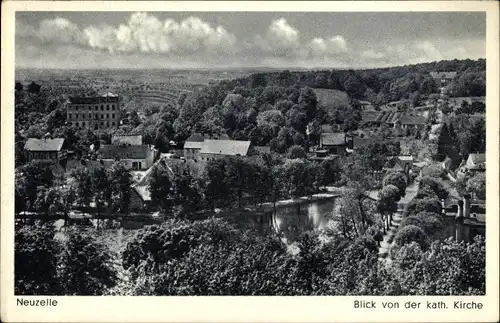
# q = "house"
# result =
<box><xmin>183</xmin><ymin>133</ymin><xmax>230</xmax><ymax>161</ymax></box>
<box><xmin>111</xmin><ymin>134</ymin><xmax>143</xmax><ymax>146</ymax></box>
<box><xmin>24</xmin><ymin>137</ymin><xmax>67</xmax><ymax>162</ymax></box>
<box><xmin>358</xmin><ymin>100</ymin><xmax>374</xmax><ymax>110</ymax></box>
<box><xmin>320</xmin><ymin>124</ymin><xmax>335</xmax><ymax>133</ymax></box>
<box><xmin>97</xmin><ymin>144</ymin><xmax>156</xmax><ymax>170</ymax></box>
<box><xmin>396</xmin><ymin>115</ymin><xmax>427</xmax><ymax>130</ymax></box>
<box><xmin>319</xmin><ymin>133</ymin><xmax>347</xmax><ymax>156</ymax></box>
<box><xmin>430</xmin><ymin>72</ymin><xmax>458</xmax><ymax>87</ymax></box>
<box><xmin>129</xmin><ymin>155</ymin><xmax>203</xmax><ymax>211</ymax></box>
<box><xmin>199</xmin><ymin>140</ymin><xmax>251</xmax><ymax>161</ymax></box>
<box><xmin>393</xmin><ymin>155</ymin><xmax>413</xmax><ymax>175</ymax></box>
<box><xmin>465</xmin><ymin>153</ymin><xmax>485</xmax><ymax>172</ymax></box>
<box><xmin>66</xmin><ymin>92</ymin><xmax>122</xmax><ymax>130</ymax></box>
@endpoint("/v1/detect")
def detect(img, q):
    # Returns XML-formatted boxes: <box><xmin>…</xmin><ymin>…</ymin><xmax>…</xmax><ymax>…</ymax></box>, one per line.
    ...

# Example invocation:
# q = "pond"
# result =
<box><xmin>271</xmin><ymin>197</ymin><xmax>340</xmax><ymax>245</ymax></box>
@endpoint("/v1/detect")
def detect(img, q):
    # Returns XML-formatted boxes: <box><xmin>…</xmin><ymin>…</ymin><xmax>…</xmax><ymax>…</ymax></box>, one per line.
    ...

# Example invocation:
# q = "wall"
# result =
<box><xmin>184</xmin><ymin>148</ymin><xmax>200</xmax><ymax>160</ymax></box>
<box><xmin>67</xmin><ymin>101</ymin><xmax>121</xmax><ymax>129</ymax></box>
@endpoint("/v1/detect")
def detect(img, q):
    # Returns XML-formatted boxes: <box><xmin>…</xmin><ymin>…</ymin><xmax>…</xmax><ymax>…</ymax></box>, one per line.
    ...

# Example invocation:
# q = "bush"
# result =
<box><xmin>394</xmin><ymin>225</ymin><xmax>428</xmax><ymax>250</ymax></box>
<box><xmin>400</xmin><ymin>212</ymin><xmax>444</xmax><ymax>238</ymax></box>
<box><xmin>404</xmin><ymin>197</ymin><xmax>442</xmax><ymax>217</ymax></box>
<box><xmin>417</xmin><ymin>177</ymin><xmax>449</xmax><ymax>200</ymax></box>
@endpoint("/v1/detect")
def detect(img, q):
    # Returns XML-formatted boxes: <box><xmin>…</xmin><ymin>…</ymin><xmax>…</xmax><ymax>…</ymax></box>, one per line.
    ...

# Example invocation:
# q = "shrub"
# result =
<box><xmin>394</xmin><ymin>225</ymin><xmax>429</xmax><ymax>250</ymax></box>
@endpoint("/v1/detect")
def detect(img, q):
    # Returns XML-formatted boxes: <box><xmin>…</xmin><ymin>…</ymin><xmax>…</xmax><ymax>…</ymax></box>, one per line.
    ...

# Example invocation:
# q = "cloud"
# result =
<box><xmin>83</xmin><ymin>13</ymin><xmax>238</xmax><ymax>55</ymax></box>
<box><xmin>414</xmin><ymin>40</ymin><xmax>443</xmax><ymax>62</ymax></box>
<box><xmin>308</xmin><ymin>36</ymin><xmax>347</xmax><ymax>57</ymax></box>
<box><xmin>252</xmin><ymin>18</ymin><xmax>302</xmax><ymax>58</ymax></box>
<box><xmin>361</xmin><ymin>49</ymin><xmax>386</xmax><ymax>60</ymax></box>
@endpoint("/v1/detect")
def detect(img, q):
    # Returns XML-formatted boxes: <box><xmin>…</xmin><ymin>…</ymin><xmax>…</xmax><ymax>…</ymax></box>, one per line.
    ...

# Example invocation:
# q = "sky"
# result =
<box><xmin>15</xmin><ymin>11</ymin><xmax>486</xmax><ymax>69</ymax></box>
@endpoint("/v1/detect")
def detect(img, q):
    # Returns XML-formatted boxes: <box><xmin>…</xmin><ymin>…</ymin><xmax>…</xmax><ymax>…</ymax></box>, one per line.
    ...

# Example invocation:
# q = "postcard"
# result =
<box><xmin>1</xmin><ymin>1</ymin><xmax>499</xmax><ymax>322</ymax></box>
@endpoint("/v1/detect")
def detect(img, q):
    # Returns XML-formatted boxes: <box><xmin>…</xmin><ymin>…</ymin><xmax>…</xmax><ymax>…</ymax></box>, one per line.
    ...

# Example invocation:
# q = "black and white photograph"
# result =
<box><xmin>11</xmin><ymin>7</ymin><xmax>491</xmax><ymax>299</ymax></box>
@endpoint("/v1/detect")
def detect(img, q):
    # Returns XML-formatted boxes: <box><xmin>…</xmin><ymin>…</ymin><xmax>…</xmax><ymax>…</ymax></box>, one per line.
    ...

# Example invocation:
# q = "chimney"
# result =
<box><xmin>456</xmin><ymin>200</ymin><xmax>464</xmax><ymax>219</ymax></box>
<box><xmin>455</xmin><ymin>200</ymin><xmax>465</xmax><ymax>242</ymax></box>
<box><xmin>463</xmin><ymin>194</ymin><xmax>471</xmax><ymax>218</ymax></box>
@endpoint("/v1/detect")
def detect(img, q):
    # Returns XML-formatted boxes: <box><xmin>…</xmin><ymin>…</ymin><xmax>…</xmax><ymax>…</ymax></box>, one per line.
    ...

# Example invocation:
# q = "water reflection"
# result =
<box><xmin>271</xmin><ymin>198</ymin><xmax>339</xmax><ymax>244</ymax></box>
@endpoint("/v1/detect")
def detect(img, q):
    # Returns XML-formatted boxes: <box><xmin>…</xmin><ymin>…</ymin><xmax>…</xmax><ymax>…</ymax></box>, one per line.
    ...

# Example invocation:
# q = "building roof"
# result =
<box><xmin>68</xmin><ymin>93</ymin><xmax>120</xmax><ymax>104</ymax></box>
<box><xmin>430</xmin><ymin>71</ymin><xmax>458</xmax><ymax>79</ymax></box>
<box><xmin>352</xmin><ymin>136</ymin><xmax>381</xmax><ymax>147</ymax></box>
<box><xmin>98</xmin><ymin>144</ymin><xmax>151</xmax><ymax>160</ymax></box>
<box><xmin>361</xmin><ymin>111</ymin><xmax>383</xmax><ymax>123</ymax></box>
<box><xmin>467</xmin><ymin>153</ymin><xmax>485</xmax><ymax>170</ymax></box>
<box><xmin>468</xmin><ymin>153</ymin><xmax>485</xmax><ymax>165</ymax></box>
<box><xmin>320</xmin><ymin>133</ymin><xmax>346</xmax><ymax>146</ymax></box>
<box><xmin>24</xmin><ymin>138</ymin><xmax>65</xmax><ymax>152</ymax></box>
<box><xmin>101</xmin><ymin>92</ymin><xmax>119</xmax><ymax>98</ymax></box>
<box><xmin>111</xmin><ymin>134</ymin><xmax>143</xmax><ymax>146</ymax></box>
<box><xmin>184</xmin><ymin>141</ymin><xmax>204</xmax><ymax>149</ymax></box>
<box><xmin>186</xmin><ymin>133</ymin><xmax>205</xmax><ymax>142</ymax></box>
<box><xmin>321</xmin><ymin>124</ymin><xmax>335</xmax><ymax>133</ymax></box>
<box><xmin>398</xmin><ymin>155</ymin><xmax>413</xmax><ymax>162</ymax></box>
<box><xmin>200</xmin><ymin>140</ymin><xmax>251</xmax><ymax>156</ymax></box>
<box><xmin>398</xmin><ymin>115</ymin><xmax>427</xmax><ymax>125</ymax></box>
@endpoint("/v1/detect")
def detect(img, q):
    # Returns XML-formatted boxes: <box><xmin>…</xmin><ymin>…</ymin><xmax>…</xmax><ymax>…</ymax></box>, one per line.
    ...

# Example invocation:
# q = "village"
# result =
<box><xmin>18</xmin><ymin>68</ymin><xmax>486</xmax><ymax>256</ymax></box>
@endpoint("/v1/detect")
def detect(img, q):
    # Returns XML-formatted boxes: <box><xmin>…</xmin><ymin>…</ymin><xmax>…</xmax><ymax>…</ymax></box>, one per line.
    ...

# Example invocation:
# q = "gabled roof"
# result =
<box><xmin>398</xmin><ymin>156</ymin><xmax>413</xmax><ymax>162</ymax></box>
<box><xmin>101</xmin><ymin>92</ymin><xmax>118</xmax><ymax>98</ymax></box>
<box><xmin>469</xmin><ymin>153</ymin><xmax>485</xmax><ymax>165</ymax></box>
<box><xmin>184</xmin><ymin>141</ymin><xmax>204</xmax><ymax>149</ymax></box>
<box><xmin>111</xmin><ymin>134</ymin><xmax>142</xmax><ymax>146</ymax></box>
<box><xmin>320</xmin><ymin>133</ymin><xmax>346</xmax><ymax>146</ymax></box>
<box><xmin>321</xmin><ymin>124</ymin><xmax>335</xmax><ymax>133</ymax></box>
<box><xmin>186</xmin><ymin>133</ymin><xmax>205</xmax><ymax>142</ymax></box>
<box><xmin>24</xmin><ymin>138</ymin><xmax>65</xmax><ymax>152</ymax></box>
<box><xmin>200</xmin><ymin>140</ymin><xmax>251</xmax><ymax>156</ymax></box>
<box><xmin>98</xmin><ymin>144</ymin><xmax>151</xmax><ymax>159</ymax></box>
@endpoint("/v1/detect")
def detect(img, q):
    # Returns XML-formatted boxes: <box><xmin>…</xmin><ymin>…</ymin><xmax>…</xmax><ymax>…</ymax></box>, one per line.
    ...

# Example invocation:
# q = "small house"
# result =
<box><xmin>97</xmin><ymin>144</ymin><xmax>156</xmax><ymax>170</ymax></box>
<box><xmin>465</xmin><ymin>153</ymin><xmax>485</xmax><ymax>172</ymax></box>
<box><xmin>199</xmin><ymin>140</ymin><xmax>251</xmax><ymax>161</ymax></box>
<box><xmin>319</xmin><ymin>133</ymin><xmax>347</xmax><ymax>156</ymax></box>
<box><xmin>24</xmin><ymin>137</ymin><xmax>67</xmax><ymax>163</ymax></box>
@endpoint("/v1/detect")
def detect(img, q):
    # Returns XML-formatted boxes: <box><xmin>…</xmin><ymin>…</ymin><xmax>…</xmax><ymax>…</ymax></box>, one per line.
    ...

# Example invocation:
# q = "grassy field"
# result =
<box><xmin>313</xmin><ymin>88</ymin><xmax>350</xmax><ymax>109</ymax></box>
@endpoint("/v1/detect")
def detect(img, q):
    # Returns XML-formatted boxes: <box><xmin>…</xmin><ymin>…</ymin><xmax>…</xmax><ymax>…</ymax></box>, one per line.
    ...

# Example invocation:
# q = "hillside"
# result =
<box><xmin>313</xmin><ymin>88</ymin><xmax>350</xmax><ymax>109</ymax></box>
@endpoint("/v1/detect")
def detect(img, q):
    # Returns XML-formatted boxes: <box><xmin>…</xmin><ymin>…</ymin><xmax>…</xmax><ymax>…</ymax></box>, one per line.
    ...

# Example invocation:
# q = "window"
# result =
<box><xmin>89</xmin><ymin>106</ymin><xmax>92</xmax><ymax>111</ymax></box>
<box><xmin>111</xmin><ymin>122</ymin><xmax>115</xmax><ymax>126</ymax></box>
<box><xmin>100</xmin><ymin>121</ymin><xmax>104</xmax><ymax>126</ymax></box>
<box><xmin>106</xmin><ymin>114</ymin><xmax>109</xmax><ymax>118</ymax></box>
<box><xmin>101</xmin><ymin>115</ymin><xmax>104</xmax><ymax>119</ymax></box>
<box><xmin>89</xmin><ymin>113</ymin><xmax>92</xmax><ymax>118</ymax></box>
<box><xmin>138</xmin><ymin>162</ymin><xmax>142</xmax><ymax>169</ymax></box>
<box><xmin>95</xmin><ymin>114</ymin><xmax>99</xmax><ymax>120</ymax></box>
<box><xmin>106</xmin><ymin>105</ymin><xmax>110</xmax><ymax>110</ymax></box>
<box><xmin>106</xmin><ymin>121</ymin><xmax>109</xmax><ymax>127</ymax></box>
<box><xmin>111</xmin><ymin>105</ymin><xmax>115</xmax><ymax>110</ymax></box>
<box><xmin>101</xmin><ymin>105</ymin><xmax>104</xmax><ymax>111</ymax></box>
<box><xmin>68</xmin><ymin>113</ymin><xmax>72</xmax><ymax>119</ymax></box>
<box><xmin>95</xmin><ymin>106</ymin><xmax>98</xmax><ymax>111</ymax></box>
<box><xmin>76</xmin><ymin>122</ymin><xmax>79</xmax><ymax>127</ymax></box>
<box><xmin>112</xmin><ymin>113</ymin><xmax>115</xmax><ymax>118</ymax></box>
